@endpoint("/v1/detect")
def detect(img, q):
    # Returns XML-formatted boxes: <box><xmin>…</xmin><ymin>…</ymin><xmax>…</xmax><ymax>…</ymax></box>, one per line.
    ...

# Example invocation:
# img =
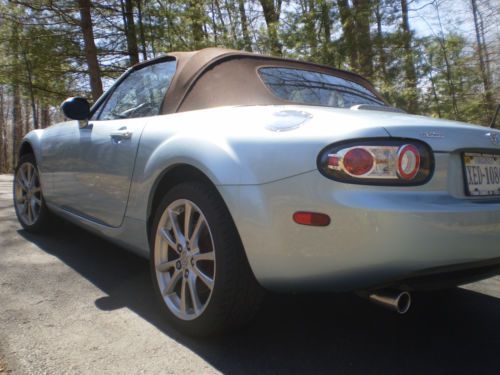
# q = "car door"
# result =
<box><xmin>47</xmin><ymin>59</ymin><xmax>176</xmax><ymax>227</ymax></box>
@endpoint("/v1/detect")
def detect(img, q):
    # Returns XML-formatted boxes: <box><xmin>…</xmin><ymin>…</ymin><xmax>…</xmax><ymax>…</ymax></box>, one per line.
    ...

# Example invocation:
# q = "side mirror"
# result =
<box><xmin>61</xmin><ymin>97</ymin><xmax>90</xmax><ymax>122</ymax></box>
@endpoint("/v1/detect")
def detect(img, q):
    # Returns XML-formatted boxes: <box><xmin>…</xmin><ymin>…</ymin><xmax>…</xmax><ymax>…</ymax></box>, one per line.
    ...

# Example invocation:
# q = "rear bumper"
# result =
<box><xmin>220</xmin><ymin>160</ymin><xmax>500</xmax><ymax>292</ymax></box>
<box><xmin>367</xmin><ymin>257</ymin><xmax>500</xmax><ymax>291</ymax></box>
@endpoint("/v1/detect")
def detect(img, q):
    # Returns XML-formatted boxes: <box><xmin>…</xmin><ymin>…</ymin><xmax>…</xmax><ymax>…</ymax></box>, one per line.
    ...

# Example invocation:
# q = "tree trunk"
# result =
<box><xmin>303</xmin><ymin>0</ymin><xmax>318</xmax><ymax>58</ymax></box>
<box><xmin>438</xmin><ymin>37</ymin><xmax>460</xmax><ymax>119</ymax></box>
<box><xmin>427</xmin><ymin>54</ymin><xmax>442</xmax><ymax>118</ymax></box>
<box><xmin>375</xmin><ymin>1</ymin><xmax>387</xmax><ymax>78</ymax></box>
<box><xmin>121</xmin><ymin>0</ymin><xmax>140</xmax><ymax>66</ymax></box>
<box><xmin>40</xmin><ymin>104</ymin><xmax>50</xmax><ymax>129</ymax></box>
<box><xmin>214</xmin><ymin>0</ymin><xmax>228</xmax><ymax>43</ymax></box>
<box><xmin>352</xmin><ymin>0</ymin><xmax>373</xmax><ymax>79</ymax></box>
<box><xmin>0</xmin><ymin>87</ymin><xmax>7</xmax><ymax>172</ymax></box>
<box><xmin>22</xmin><ymin>51</ymin><xmax>38</xmax><ymax>130</ymax></box>
<box><xmin>433</xmin><ymin>3</ymin><xmax>459</xmax><ymax>119</ymax></box>
<box><xmin>237</xmin><ymin>0</ymin><xmax>252</xmax><ymax>51</ymax></box>
<box><xmin>146</xmin><ymin>9</ymin><xmax>157</xmax><ymax>57</ymax></box>
<box><xmin>12</xmin><ymin>85</ymin><xmax>23</xmax><ymax>167</ymax></box>
<box><xmin>471</xmin><ymin>0</ymin><xmax>494</xmax><ymax>118</ymax></box>
<box><xmin>77</xmin><ymin>0</ymin><xmax>103</xmax><ymax>102</ymax></box>
<box><xmin>259</xmin><ymin>0</ymin><xmax>282</xmax><ymax>56</ymax></box>
<box><xmin>337</xmin><ymin>0</ymin><xmax>358</xmax><ymax>70</ymax></box>
<box><xmin>136</xmin><ymin>0</ymin><xmax>148</xmax><ymax>61</ymax></box>
<box><xmin>401</xmin><ymin>0</ymin><xmax>418</xmax><ymax>113</ymax></box>
<box><xmin>189</xmin><ymin>0</ymin><xmax>206</xmax><ymax>49</ymax></box>
<box><xmin>209</xmin><ymin>1</ymin><xmax>219</xmax><ymax>44</ymax></box>
<box><xmin>23</xmin><ymin>99</ymin><xmax>31</xmax><ymax>135</ymax></box>
<box><xmin>224</xmin><ymin>0</ymin><xmax>238</xmax><ymax>48</ymax></box>
<box><xmin>477</xmin><ymin>9</ymin><xmax>492</xmax><ymax>86</ymax></box>
<box><xmin>320</xmin><ymin>0</ymin><xmax>334</xmax><ymax>65</ymax></box>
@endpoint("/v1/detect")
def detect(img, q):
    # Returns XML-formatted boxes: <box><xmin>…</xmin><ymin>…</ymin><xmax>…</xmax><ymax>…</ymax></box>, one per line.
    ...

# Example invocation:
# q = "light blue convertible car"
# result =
<box><xmin>14</xmin><ymin>48</ymin><xmax>500</xmax><ymax>335</ymax></box>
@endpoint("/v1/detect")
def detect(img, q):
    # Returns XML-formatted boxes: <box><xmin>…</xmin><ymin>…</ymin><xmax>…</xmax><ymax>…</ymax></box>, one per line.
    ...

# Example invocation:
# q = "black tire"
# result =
<box><xmin>13</xmin><ymin>154</ymin><xmax>52</xmax><ymax>233</ymax></box>
<box><xmin>150</xmin><ymin>181</ymin><xmax>263</xmax><ymax>336</ymax></box>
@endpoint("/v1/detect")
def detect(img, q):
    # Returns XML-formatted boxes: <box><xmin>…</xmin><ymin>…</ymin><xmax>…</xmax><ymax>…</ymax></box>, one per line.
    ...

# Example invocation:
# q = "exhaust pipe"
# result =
<box><xmin>365</xmin><ymin>290</ymin><xmax>411</xmax><ymax>314</ymax></box>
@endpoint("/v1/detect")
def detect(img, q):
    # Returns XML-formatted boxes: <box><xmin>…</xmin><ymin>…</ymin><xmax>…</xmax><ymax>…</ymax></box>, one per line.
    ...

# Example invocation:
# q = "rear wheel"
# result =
<box><xmin>13</xmin><ymin>154</ymin><xmax>52</xmax><ymax>232</ymax></box>
<box><xmin>150</xmin><ymin>182</ymin><xmax>263</xmax><ymax>336</ymax></box>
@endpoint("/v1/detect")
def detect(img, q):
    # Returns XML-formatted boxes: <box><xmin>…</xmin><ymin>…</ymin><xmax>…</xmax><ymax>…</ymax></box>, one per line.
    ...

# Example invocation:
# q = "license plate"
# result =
<box><xmin>463</xmin><ymin>153</ymin><xmax>500</xmax><ymax>196</ymax></box>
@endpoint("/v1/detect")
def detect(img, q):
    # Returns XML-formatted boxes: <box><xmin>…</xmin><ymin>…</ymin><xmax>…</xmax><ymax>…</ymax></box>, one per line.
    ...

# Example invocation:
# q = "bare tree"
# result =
<box><xmin>136</xmin><ymin>0</ymin><xmax>148</xmax><ymax>60</ymax></box>
<box><xmin>0</xmin><ymin>87</ymin><xmax>8</xmax><ymax>172</ymax></box>
<box><xmin>401</xmin><ymin>0</ymin><xmax>418</xmax><ymax>113</ymax></box>
<box><xmin>120</xmin><ymin>0</ymin><xmax>140</xmax><ymax>65</ymax></box>
<box><xmin>238</xmin><ymin>0</ymin><xmax>252</xmax><ymax>51</ymax></box>
<box><xmin>77</xmin><ymin>0</ymin><xmax>103</xmax><ymax>101</ymax></box>
<box><xmin>471</xmin><ymin>0</ymin><xmax>494</xmax><ymax>116</ymax></box>
<box><xmin>258</xmin><ymin>0</ymin><xmax>282</xmax><ymax>56</ymax></box>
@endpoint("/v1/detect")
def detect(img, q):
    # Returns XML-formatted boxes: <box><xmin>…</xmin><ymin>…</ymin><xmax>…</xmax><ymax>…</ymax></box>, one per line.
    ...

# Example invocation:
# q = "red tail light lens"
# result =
<box><xmin>343</xmin><ymin>148</ymin><xmax>374</xmax><ymax>176</ymax></box>
<box><xmin>318</xmin><ymin>139</ymin><xmax>433</xmax><ymax>186</ymax></box>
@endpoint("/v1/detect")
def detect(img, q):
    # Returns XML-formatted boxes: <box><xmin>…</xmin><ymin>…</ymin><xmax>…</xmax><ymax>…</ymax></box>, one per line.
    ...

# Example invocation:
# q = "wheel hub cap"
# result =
<box><xmin>180</xmin><ymin>251</ymin><xmax>188</xmax><ymax>268</ymax></box>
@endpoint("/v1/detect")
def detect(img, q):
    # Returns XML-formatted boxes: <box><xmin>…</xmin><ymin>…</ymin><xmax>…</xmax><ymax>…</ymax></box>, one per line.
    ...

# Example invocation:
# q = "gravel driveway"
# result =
<box><xmin>2</xmin><ymin>173</ymin><xmax>500</xmax><ymax>374</ymax></box>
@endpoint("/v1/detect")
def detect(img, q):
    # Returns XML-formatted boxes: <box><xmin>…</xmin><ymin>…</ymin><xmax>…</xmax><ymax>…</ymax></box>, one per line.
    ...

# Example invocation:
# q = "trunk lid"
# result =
<box><xmin>366</xmin><ymin>113</ymin><xmax>500</xmax><ymax>153</ymax></box>
<box><xmin>260</xmin><ymin>105</ymin><xmax>500</xmax><ymax>153</ymax></box>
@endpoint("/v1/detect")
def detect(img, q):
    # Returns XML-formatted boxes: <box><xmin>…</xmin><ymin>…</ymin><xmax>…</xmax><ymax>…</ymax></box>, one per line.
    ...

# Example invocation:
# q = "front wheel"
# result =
<box><xmin>150</xmin><ymin>182</ymin><xmax>263</xmax><ymax>336</ymax></box>
<box><xmin>13</xmin><ymin>154</ymin><xmax>52</xmax><ymax>233</ymax></box>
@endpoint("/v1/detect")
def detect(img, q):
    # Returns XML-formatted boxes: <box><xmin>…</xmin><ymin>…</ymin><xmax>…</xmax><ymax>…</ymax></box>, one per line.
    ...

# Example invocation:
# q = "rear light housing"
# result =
<box><xmin>318</xmin><ymin>138</ymin><xmax>434</xmax><ymax>185</ymax></box>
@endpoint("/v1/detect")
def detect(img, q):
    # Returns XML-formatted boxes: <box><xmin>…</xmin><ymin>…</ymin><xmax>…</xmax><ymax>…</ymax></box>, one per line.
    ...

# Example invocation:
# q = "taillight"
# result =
<box><xmin>318</xmin><ymin>139</ymin><xmax>434</xmax><ymax>185</ymax></box>
<box><xmin>397</xmin><ymin>144</ymin><xmax>420</xmax><ymax>180</ymax></box>
<box><xmin>343</xmin><ymin>148</ymin><xmax>374</xmax><ymax>176</ymax></box>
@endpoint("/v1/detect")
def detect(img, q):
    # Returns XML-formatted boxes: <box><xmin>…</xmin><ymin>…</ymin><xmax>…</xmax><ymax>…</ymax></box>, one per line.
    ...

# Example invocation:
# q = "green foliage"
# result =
<box><xmin>0</xmin><ymin>1</ymin><xmax>85</xmax><ymax>105</ymax></box>
<box><xmin>420</xmin><ymin>34</ymin><xmax>486</xmax><ymax>124</ymax></box>
<box><xmin>0</xmin><ymin>0</ymin><xmax>497</xmax><ymax>133</ymax></box>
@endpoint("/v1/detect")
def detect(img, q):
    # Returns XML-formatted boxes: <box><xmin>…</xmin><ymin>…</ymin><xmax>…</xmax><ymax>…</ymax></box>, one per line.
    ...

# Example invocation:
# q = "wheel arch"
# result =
<box><xmin>17</xmin><ymin>130</ymin><xmax>44</xmax><ymax>167</ymax></box>
<box><xmin>146</xmin><ymin>163</ymin><xmax>227</xmax><ymax>244</ymax></box>
<box><xmin>18</xmin><ymin>141</ymin><xmax>35</xmax><ymax>160</ymax></box>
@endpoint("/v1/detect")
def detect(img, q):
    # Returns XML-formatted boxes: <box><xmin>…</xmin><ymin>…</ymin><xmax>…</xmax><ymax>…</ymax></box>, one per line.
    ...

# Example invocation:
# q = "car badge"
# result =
<box><xmin>420</xmin><ymin>131</ymin><xmax>444</xmax><ymax>139</ymax></box>
<box><xmin>487</xmin><ymin>132</ymin><xmax>499</xmax><ymax>145</ymax></box>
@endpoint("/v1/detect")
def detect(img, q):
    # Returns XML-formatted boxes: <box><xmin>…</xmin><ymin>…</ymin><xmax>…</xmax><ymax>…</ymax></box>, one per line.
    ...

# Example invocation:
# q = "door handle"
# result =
<box><xmin>110</xmin><ymin>130</ymin><xmax>133</xmax><ymax>140</ymax></box>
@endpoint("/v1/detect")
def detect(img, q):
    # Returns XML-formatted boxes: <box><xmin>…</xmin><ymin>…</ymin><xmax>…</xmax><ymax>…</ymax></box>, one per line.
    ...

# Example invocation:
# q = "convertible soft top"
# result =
<box><xmin>131</xmin><ymin>48</ymin><xmax>385</xmax><ymax>114</ymax></box>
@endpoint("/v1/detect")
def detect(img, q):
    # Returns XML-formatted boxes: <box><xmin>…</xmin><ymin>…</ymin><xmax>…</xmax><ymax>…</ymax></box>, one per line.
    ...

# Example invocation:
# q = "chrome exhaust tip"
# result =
<box><xmin>367</xmin><ymin>290</ymin><xmax>411</xmax><ymax>314</ymax></box>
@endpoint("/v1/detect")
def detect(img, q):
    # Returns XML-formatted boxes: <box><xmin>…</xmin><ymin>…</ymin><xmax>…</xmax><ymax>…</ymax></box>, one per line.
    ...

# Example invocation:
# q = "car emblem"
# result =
<box><xmin>420</xmin><ymin>131</ymin><xmax>444</xmax><ymax>139</ymax></box>
<box><xmin>487</xmin><ymin>132</ymin><xmax>499</xmax><ymax>145</ymax></box>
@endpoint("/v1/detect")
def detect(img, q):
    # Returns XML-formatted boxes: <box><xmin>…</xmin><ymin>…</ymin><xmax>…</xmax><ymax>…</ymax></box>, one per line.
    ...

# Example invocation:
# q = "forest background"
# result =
<box><xmin>0</xmin><ymin>0</ymin><xmax>498</xmax><ymax>171</ymax></box>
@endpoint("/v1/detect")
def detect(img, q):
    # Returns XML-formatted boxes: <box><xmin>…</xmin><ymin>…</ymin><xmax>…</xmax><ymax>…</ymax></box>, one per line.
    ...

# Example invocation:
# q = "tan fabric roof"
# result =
<box><xmin>146</xmin><ymin>48</ymin><xmax>385</xmax><ymax>114</ymax></box>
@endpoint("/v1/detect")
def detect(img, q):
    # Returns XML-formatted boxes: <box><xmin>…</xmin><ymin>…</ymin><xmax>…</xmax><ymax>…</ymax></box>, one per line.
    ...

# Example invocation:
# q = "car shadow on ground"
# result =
<box><xmin>20</xmin><ymin>222</ymin><xmax>500</xmax><ymax>374</ymax></box>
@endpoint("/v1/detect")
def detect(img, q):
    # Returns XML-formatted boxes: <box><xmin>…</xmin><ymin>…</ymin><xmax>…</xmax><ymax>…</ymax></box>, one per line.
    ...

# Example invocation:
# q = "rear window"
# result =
<box><xmin>259</xmin><ymin>67</ymin><xmax>385</xmax><ymax>108</ymax></box>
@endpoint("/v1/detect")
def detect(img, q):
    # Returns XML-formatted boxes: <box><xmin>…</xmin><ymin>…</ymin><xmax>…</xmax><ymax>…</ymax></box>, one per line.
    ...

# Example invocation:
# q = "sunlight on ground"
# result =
<box><xmin>461</xmin><ymin>277</ymin><xmax>500</xmax><ymax>298</ymax></box>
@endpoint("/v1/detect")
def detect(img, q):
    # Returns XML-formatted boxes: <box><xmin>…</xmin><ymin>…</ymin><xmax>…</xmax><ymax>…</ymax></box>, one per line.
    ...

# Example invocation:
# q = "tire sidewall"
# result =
<box><xmin>150</xmin><ymin>182</ymin><xmax>241</xmax><ymax>336</ymax></box>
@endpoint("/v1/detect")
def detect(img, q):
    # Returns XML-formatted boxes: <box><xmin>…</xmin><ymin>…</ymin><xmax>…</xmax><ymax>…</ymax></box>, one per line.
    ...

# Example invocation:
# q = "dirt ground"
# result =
<box><xmin>0</xmin><ymin>356</ymin><xmax>10</xmax><ymax>374</ymax></box>
<box><xmin>3</xmin><ymin>173</ymin><xmax>500</xmax><ymax>374</ymax></box>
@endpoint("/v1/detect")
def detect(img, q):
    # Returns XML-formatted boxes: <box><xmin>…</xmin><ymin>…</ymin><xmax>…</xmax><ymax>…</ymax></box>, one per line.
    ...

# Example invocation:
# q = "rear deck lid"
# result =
<box><xmin>373</xmin><ymin>114</ymin><xmax>500</xmax><ymax>153</ymax></box>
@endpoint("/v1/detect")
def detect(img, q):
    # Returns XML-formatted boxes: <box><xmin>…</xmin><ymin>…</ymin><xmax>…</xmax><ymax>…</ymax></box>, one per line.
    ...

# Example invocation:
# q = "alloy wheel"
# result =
<box><xmin>154</xmin><ymin>199</ymin><xmax>216</xmax><ymax>320</ymax></box>
<box><xmin>14</xmin><ymin>161</ymin><xmax>42</xmax><ymax>226</ymax></box>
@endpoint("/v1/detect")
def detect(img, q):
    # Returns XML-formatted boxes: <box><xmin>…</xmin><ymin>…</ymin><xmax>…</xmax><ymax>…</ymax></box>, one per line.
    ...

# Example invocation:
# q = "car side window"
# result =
<box><xmin>98</xmin><ymin>60</ymin><xmax>176</xmax><ymax>120</ymax></box>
